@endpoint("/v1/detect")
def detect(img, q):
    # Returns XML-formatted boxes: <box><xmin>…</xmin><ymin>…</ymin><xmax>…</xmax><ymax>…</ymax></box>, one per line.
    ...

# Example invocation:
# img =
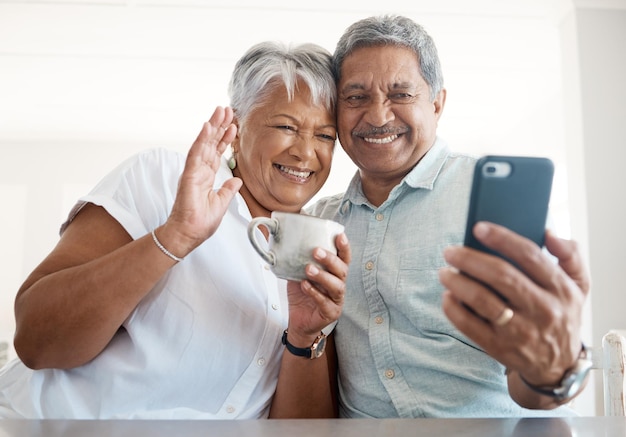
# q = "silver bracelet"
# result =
<box><xmin>151</xmin><ymin>229</ymin><xmax>184</xmax><ymax>263</ymax></box>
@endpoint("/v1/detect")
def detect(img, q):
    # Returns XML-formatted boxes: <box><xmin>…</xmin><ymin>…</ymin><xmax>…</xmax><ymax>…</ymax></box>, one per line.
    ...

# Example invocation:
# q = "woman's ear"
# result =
<box><xmin>232</xmin><ymin>115</ymin><xmax>240</xmax><ymax>137</ymax></box>
<box><xmin>227</xmin><ymin>115</ymin><xmax>240</xmax><ymax>171</ymax></box>
<box><xmin>230</xmin><ymin>115</ymin><xmax>241</xmax><ymax>150</ymax></box>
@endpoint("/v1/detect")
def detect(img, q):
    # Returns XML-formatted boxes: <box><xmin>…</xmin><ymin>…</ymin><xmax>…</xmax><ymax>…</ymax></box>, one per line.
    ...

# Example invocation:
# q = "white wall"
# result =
<box><xmin>1</xmin><ymin>0</ymin><xmax>622</xmax><ymax>416</ymax></box>
<box><xmin>560</xmin><ymin>1</ymin><xmax>626</xmax><ymax>415</ymax></box>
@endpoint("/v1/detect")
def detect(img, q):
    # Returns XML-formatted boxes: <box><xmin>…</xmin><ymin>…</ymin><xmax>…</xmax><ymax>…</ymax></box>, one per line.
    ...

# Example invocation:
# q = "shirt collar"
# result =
<box><xmin>342</xmin><ymin>137</ymin><xmax>451</xmax><ymax>210</ymax></box>
<box><xmin>403</xmin><ymin>137</ymin><xmax>450</xmax><ymax>189</ymax></box>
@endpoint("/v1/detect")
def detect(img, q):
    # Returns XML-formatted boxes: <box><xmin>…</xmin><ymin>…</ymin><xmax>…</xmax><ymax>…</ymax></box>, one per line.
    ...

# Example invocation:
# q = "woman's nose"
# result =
<box><xmin>288</xmin><ymin>135</ymin><xmax>317</xmax><ymax>161</ymax></box>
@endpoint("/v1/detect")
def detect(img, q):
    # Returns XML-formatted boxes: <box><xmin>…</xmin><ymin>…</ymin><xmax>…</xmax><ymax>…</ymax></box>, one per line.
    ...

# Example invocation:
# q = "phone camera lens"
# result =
<box><xmin>482</xmin><ymin>161</ymin><xmax>512</xmax><ymax>178</ymax></box>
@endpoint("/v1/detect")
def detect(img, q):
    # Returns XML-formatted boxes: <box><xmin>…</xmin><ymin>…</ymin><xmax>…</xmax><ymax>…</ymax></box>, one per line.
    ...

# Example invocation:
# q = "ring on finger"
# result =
<box><xmin>493</xmin><ymin>307</ymin><xmax>514</xmax><ymax>326</ymax></box>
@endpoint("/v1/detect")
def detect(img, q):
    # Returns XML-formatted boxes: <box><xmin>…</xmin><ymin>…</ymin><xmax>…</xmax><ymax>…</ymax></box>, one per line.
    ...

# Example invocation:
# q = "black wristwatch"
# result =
<box><xmin>281</xmin><ymin>330</ymin><xmax>327</xmax><ymax>359</ymax></box>
<box><xmin>520</xmin><ymin>344</ymin><xmax>593</xmax><ymax>401</ymax></box>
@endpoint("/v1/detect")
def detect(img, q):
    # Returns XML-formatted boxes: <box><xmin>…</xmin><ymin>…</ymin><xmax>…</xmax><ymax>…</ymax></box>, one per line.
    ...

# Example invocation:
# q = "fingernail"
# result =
<box><xmin>314</xmin><ymin>248</ymin><xmax>326</xmax><ymax>259</ymax></box>
<box><xmin>474</xmin><ymin>222</ymin><xmax>489</xmax><ymax>238</ymax></box>
<box><xmin>307</xmin><ymin>265</ymin><xmax>320</xmax><ymax>276</ymax></box>
<box><xmin>443</xmin><ymin>246</ymin><xmax>457</xmax><ymax>261</ymax></box>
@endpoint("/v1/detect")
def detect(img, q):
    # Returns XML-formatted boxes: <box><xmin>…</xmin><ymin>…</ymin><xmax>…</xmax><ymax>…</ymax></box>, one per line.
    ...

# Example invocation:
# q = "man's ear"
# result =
<box><xmin>433</xmin><ymin>88</ymin><xmax>447</xmax><ymax>121</ymax></box>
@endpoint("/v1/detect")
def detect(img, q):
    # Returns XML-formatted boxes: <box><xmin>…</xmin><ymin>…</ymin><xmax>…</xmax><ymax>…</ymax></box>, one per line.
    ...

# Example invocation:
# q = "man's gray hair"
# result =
<box><xmin>332</xmin><ymin>15</ymin><xmax>444</xmax><ymax>101</ymax></box>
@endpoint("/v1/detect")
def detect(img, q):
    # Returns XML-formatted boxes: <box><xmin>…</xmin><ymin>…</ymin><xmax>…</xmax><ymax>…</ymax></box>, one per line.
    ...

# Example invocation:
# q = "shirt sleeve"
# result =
<box><xmin>60</xmin><ymin>148</ymin><xmax>184</xmax><ymax>240</ymax></box>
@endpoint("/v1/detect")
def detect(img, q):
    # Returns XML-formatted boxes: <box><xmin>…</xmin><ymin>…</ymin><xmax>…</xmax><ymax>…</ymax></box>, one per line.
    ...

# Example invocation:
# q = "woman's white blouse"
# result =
<box><xmin>0</xmin><ymin>148</ymin><xmax>288</xmax><ymax>419</ymax></box>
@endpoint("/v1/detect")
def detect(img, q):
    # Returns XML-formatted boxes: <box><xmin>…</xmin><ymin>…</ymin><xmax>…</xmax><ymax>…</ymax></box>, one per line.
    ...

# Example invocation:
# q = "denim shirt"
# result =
<box><xmin>309</xmin><ymin>138</ymin><xmax>573</xmax><ymax>418</ymax></box>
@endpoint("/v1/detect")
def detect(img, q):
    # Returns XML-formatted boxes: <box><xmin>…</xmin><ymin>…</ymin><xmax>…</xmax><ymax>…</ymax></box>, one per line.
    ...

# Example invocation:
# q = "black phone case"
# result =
<box><xmin>463</xmin><ymin>155</ymin><xmax>554</xmax><ymax>263</ymax></box>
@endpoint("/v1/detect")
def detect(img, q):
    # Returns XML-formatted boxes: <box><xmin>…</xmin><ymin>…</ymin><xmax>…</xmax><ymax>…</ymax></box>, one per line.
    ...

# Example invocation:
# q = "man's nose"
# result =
<box><xmin>363</xmin><ymin>98</ymin><xmax>395</xmax><ymax>127</ymax></box>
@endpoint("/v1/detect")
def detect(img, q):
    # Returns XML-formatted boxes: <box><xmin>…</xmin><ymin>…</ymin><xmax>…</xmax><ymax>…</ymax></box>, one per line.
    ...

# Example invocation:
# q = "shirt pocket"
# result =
<box><xmin>397</xmin><ymin>245</ymin><xmax>448</xmax><ymax>281</ymax></box>
<box><xmin>394</xmin><ymin>245</ymin><xmax>451</xmax><ymax>331</ymax></box>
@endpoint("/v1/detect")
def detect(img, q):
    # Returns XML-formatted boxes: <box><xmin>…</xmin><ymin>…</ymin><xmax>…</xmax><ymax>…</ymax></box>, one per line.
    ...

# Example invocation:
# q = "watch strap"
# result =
<box><xmin>281</xmin><ymin>330</ymin><xmax>325</xmax><ymax>359</ymax></box>
<box><xmin>520</xmin><ymin>344</ymin><xmax>592</xmax><ymax>400</ymax></box>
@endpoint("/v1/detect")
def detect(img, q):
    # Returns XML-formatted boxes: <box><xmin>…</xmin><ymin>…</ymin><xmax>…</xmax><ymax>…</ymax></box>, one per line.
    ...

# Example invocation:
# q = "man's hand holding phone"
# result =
<box><xmin>438</xmin><ymin>156</ymin><xmax>591</xmax><ymax>410</ymax></box>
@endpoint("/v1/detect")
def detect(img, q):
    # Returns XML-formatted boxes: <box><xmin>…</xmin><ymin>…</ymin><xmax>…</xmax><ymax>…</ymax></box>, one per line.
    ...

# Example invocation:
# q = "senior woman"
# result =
<box><xmin>0</xmin><ymin>41</ymin><xmax>349</xmax><ymax>419</ymax></box>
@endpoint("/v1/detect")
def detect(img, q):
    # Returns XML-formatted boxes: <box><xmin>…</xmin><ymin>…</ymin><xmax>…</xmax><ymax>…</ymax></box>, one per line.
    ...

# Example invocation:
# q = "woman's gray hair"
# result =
<box><xmin>228</xmin><ymin>41</ymin><xmax>336</xmax><ymax>123</ymax></box>
<box><xmin>332</xmin><ymin>14</ymin><xmax>444</xmax><ymax>101</ymax></box>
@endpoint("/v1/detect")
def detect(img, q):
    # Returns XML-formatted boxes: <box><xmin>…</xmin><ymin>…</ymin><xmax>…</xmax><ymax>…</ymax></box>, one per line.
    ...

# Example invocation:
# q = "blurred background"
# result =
<box><xmin>1</xmin><ymin>0</ymin><xmax>625</xmax><ymax>416</ymax></box>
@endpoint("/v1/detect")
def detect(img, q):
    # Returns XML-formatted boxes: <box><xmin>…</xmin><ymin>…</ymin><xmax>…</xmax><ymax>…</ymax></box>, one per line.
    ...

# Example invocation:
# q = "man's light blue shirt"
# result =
<box><xmin>309</xmin><ymin>138</ymin><xmax>573</xmax><ymax>418</ymax></box>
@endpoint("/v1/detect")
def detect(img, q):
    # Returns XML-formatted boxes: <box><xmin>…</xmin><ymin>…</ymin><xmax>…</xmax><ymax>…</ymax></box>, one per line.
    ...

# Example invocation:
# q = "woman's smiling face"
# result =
<box><xmin>232</xmin><ymin>80</ymin><xmax>337</xmax><ymax>217</ymax></box>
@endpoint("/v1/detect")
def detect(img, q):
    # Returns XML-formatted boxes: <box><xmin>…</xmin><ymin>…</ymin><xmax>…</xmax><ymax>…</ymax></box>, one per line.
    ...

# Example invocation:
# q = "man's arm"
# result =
<box><xmin>439</xmin><ymin>222</ymin><xmax>590</xmax><ymax>409</ymax></box>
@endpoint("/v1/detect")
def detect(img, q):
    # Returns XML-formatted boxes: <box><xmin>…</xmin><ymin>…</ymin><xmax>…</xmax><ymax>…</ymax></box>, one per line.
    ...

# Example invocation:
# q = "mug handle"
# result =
<box><xmin>247</xmin><ymin>217</ymin><xmax>277</xmax><ymax>266</ymax></box>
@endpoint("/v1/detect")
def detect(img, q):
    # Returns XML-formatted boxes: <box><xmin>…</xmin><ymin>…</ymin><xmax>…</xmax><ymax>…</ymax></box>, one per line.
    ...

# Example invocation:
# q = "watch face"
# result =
<box><xmin>562</xmin><ymin>359</ymin><xmax>593</xmax><ymax>398</ymax></box>
<box><xmin>312</xmin><ymin>336</ymin><xmax>327</xmax><ymax>358</ymax></box>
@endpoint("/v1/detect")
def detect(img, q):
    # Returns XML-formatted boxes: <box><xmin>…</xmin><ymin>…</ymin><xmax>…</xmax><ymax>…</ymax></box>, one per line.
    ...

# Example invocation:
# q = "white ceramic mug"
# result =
<box><xmin>247</xmin><ymin>212</ymin><xmax>345</xmax><ymax>281</ymax></box>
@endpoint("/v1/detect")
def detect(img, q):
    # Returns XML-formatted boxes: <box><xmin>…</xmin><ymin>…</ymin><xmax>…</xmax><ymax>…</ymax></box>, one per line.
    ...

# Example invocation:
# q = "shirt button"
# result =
<box><xmin>375</xmin><ymin>213</ymin><xmax>384</xmax><ymax>221</ymax></box>
<box><xmin>257</xmin><ymin>357</ymin><xmax>266</xmax><ymax>366</ymax></box>
<box><xmin>271</xmin><ymin>303</ymin><xmax>278</xmax><ymax>310</ymax></box>
<box><xmin>226</xmin><ymin>405</ymin><xmax>236</xmax><ymax>414</ymax></box>
<box><xmin>374</xmin><ymin>316</ymin><xmax>384</xmax><ymax>325</ymax></box>
<box><xmin>365</xmin><ymin>261</ymin><xmax>374</xmax><ymax>270</ymax></box>
<box><xmin>385</xmin><ymin>369</ymin><xmax>395</xmax><ymax>379</ymax></box>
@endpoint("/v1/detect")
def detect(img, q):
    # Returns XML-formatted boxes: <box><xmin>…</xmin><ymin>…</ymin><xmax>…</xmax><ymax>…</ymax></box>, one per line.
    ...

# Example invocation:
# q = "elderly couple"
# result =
<box><xmin>0</xmin><ymin>14</ymin><xmax>590</xmax><ymax>419</ymax></box>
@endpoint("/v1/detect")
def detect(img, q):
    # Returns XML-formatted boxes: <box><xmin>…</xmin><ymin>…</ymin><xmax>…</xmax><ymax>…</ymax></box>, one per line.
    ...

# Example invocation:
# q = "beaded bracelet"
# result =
<box><xmin>151</xmin><ymin>229</ymin><xmax>184</xmax><ymax>263</ymax></box>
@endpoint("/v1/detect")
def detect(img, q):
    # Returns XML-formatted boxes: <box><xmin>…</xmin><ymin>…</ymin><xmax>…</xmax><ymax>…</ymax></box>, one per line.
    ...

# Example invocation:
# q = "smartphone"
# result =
<box><xmin>463</xmin><ymin>155</ymin><xmax>554</xmax><ymax>268</ymax></box>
